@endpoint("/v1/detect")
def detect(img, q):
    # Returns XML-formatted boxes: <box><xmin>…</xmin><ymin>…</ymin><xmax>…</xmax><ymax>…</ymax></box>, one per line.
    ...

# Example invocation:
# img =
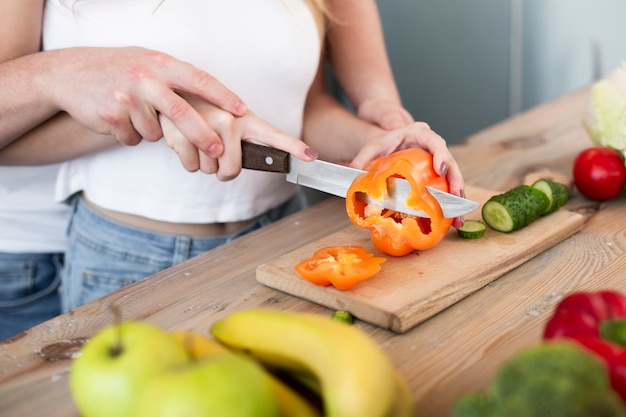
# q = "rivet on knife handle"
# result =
<box><xmin>241</xmin><ymin>142</ymin><xmax>290</xmax><ymax>173</ymax></box>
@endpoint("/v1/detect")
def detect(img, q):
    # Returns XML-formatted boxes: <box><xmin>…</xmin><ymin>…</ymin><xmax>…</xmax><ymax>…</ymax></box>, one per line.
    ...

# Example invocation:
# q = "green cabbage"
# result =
<box><xmin>584</xmin><ymin>64</ymin><xmax>626</xmax><ymax>157</ymax></box>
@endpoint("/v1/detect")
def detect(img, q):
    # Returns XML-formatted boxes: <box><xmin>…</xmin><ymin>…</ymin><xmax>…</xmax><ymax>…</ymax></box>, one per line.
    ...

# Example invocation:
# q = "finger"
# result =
<box><xmin>171</xmin><ymin>137</ymin><xmax>201</xmax><ymax>172</ymax></box>
<box><xmin>242</xmin><ymin>114</ymin><xmax>317</xmax><ymax>162</ymax></box>
<box><xmin>113</xmin><ymin>127</ymin><xmax>143</xmax><ymax>147</ymax></box>
<box><xmin>148</xmin><ymin>84</ymin><xmax>224</xmax><ymax>157</ymax></box>
<box><xmin>446</xmin><ymin>163</ymin><xmax>466</xmax><ymax>198</ymax></box>
<box><xmin>407</xmin><ymin>124</ymin><xmax>453</xmax><ymax>176</ymax></box>
<box><xmin>127</xmin><ymin>104</ymin><xmax>164</xmax><ymax>143</ymax></box>
<box><xmin>349</xmin><ymin>129</ymin><xmax>399</xmax><ymax>169</ymax></box>
<box><xmin>99</xmin><ymin>110</ymin><xmax>143</xmax><ymax>146</ymax></box>
<box><xmin>198</xmin><ymin>151</ymin><xmax>218</xmax><ymax>175</ymax></box>
<box><xmin>214</xmin><ymin>122</ymin><xmax>244</xmax><ymax>181</ymax></box>
<box><xmin>161</xmin><ymin>116</ymin><xmax>202</xmax><ymax>172</ymax></box>
<box><xmin>168</xmin><ymin>62</ymin><xmax>247</xmax><ymax>117</ymax></box>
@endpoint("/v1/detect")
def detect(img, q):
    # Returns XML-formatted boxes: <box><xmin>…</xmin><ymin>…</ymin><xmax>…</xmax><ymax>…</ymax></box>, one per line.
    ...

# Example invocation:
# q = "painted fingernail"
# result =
<box><xmin>305</xmin><ymin>147</ymin><xmax>318</xmax><ymax>159</ymax></box>
<box><xmin>439</xmin><ymin>162</ymin><xmax>448</xmax><ymax>176</ymax></box>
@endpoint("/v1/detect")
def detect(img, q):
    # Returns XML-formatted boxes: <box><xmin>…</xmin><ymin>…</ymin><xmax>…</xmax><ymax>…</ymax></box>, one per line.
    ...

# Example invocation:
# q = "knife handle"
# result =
<box><xmin>241</xmin><ymin>142</ymin><xmax>290</xmax><ymax>173</ymax></box>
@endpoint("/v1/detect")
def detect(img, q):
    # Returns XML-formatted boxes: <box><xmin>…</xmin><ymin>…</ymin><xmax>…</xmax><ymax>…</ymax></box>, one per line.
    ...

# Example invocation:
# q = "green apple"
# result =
<box><xmin>69</xmin><ymin>321</ymin><xmax>190</xmax><ymax>417</ymax></box>
<box><xmin>135</xmin><ymin>352</ymin><xmax>280</xmax><ymax>417</ymax></box>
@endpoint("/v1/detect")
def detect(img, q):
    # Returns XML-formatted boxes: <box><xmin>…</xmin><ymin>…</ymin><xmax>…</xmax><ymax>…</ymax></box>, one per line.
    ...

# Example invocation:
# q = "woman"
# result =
<box><xmin>1</xmin><ymin>0</ymin><xmax>465</xmax><ymax>314</ymax></box>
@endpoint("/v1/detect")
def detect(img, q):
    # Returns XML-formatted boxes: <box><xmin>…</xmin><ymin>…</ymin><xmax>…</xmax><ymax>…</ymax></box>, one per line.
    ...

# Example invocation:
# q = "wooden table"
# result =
<box><xmin>2</xmin><ymin>87</ymin><xmax>625</xmax><ymax>416</ymax></box>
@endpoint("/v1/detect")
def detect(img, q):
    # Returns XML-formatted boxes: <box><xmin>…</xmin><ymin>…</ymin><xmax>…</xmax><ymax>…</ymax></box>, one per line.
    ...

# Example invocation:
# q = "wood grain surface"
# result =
<box><xmin>257</xmin><ymin>186</ymin><xmax>585</xmax><ymax>332</ymax></box>
<box><xmin>4</xmin><ymin>88</ymin><xmax>626</xmax><ymax>417</ymax></box>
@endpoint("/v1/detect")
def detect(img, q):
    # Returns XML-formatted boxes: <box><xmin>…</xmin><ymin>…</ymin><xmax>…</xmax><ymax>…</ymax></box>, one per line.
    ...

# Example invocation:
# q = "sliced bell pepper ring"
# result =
<box><xmin>543</xmin><ymin>290</ymin><xmax>626</xmax><ymax>403</ymax></box>
<box><xmin>294</xmin><ymin>246</ymin><xmax>386</xmax><ymax>290</ymax></box>
<box><xmin>345</xmin><ymin>148</ymin><xmax>453</xmax><ymax>257</ymax></box>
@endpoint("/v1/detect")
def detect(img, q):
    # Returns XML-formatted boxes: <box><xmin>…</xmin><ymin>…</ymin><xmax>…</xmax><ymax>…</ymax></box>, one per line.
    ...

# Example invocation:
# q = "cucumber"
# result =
<box><xmin>531</xmin><ymin>178</ymin><xmax>569</xmax><ymax>215</ymax></box>
<box><xmin>457</xmin><ymin>220</ymin><xmax>487</xmax><ymax>239</ymax></box>
<box><xmin>481</xmin><ymin>185</ymin><xmax>550</xmax><ymax>232</ymax></box>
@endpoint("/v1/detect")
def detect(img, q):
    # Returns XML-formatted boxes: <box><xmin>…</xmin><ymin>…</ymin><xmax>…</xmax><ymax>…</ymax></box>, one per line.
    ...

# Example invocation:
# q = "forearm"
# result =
<box><xmin>303</xmin><ymin>66</ymin><xmax>385</xmax><ymax>163</ymax></box>
<box><xmin>0</xmin><ymin>112</ymin><xmax>118</xmax><ymax>165</ymax></box>
<box><xmin>0</xmin><ymin>54</ymin><xmax>67</xmax><ymax>148</ymax></box>
<box><xmin>326</xmin><ymin>0</ymin><xmax>401</xmax><ymax>107</ymax></box>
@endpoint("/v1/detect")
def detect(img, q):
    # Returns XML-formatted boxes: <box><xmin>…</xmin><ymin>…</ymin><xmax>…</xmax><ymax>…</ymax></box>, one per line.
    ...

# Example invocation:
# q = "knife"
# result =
<box><xmin>241</xmin><ymin>142</ymin><xmax>479</xmax><ymax>218</ymax></box>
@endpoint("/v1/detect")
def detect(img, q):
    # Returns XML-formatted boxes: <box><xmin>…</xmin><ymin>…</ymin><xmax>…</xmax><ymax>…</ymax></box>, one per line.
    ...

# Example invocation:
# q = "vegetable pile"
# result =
<box><xmin>576</xmin><ymin>64</ymin><xmax>626</xmax><ymax>201</ymax></box>
<box><xmin>453</xmin><ymin>342</ymin><xmax>626</xmax><ymax>417</ymax></box>
<box><xmin>454</xmin><ymin>290</ymin><xmax>626</xmax><ymax>416</ymax></box>
<box><xmin>543</xmin><ymin>291</ymin><xmax>626</xmax><ymax>403</ymax></box>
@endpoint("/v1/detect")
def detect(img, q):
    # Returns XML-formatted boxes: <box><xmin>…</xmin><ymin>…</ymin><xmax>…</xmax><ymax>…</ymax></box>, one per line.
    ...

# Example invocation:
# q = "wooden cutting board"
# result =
<box><xmin>256</xmin><ymin>186</ymin><xmax>585</xmax><ymax>333</ymax></box>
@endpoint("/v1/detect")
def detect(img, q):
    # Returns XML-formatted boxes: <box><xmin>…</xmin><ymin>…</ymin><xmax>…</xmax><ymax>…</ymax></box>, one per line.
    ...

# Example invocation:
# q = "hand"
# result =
<box><xmin>349</xmin><ymin>121</ymin><xmax>466</xmax><ymax>228</ymax></box>
<box><xmin>43</xmin><ymin>47</ymin><xmax>247</xmax><ymax>155</ymax></box>
<box><xmin>159</xmin><ymin>96</ymin><xmax>317</xmax><ymax>181</ymax></box>
<box><xmin>357</xmin><ymin>99</ymin><xmax>414</xmax><ymax>130</ymax></box>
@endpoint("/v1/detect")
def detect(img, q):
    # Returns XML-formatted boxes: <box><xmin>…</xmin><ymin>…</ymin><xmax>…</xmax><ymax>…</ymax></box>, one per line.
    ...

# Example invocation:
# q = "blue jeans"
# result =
<box><xmin>0</xmin><ymin>253</ymin><xmax>63</xmax><ymax>340</ymax></box>
<box><xmin>61</xmin><ymin>193</ymin><xmax>307</xmax><ymax>312</ymax></box>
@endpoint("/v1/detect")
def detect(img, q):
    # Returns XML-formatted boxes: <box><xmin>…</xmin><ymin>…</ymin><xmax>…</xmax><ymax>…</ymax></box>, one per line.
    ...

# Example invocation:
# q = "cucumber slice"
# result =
<box><xmin>482</xmin><ymin>185</ymin><xmax>550</xmax><ymax>232</ymax></box>
<box><xmin>531</xmin><ymin>178</ymin><xmax>570</xmax><ymax>215</ymax></box>
<box><xmin>457</xmin><ymin>220</ymin><xmax>487</xmax><ymax>239</ymax></box>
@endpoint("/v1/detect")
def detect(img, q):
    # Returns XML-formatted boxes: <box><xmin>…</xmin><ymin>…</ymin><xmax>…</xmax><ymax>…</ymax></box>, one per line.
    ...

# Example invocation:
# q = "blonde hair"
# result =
<box><xmin>304</xmin><ymin>0</ymin><xmax>329</xmax><ymax>38</ymax></box>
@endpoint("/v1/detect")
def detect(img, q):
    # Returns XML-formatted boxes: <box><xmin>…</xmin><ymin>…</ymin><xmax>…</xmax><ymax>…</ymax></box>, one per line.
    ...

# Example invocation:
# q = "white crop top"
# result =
<box><xmin>43</xmin><ymin>0</ymin><xmax>321</xmax><ymax>223</ymax></box>
<box><xmin>0</xmin><ymin>165</ymin><xmax>70</xmax><ymax>253</ymax></box>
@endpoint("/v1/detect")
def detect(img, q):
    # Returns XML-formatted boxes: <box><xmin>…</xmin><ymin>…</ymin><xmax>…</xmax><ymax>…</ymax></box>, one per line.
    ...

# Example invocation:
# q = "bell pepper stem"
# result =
<box><xmin>600</xmin><ymin>318</ymin><xmax>626</xmax><ymax>346</ymax></box>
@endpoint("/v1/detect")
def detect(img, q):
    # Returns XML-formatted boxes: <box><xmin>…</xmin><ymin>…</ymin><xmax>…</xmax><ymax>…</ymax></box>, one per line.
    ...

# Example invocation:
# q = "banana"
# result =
<box><xmin>211</xmin><ymin>309</ymin><xmax>414</xmax><ymax>417</ymax></box>
<box><xmin>171</xmin><ymin>330</ymin><xmax>227</xmax><ymax>359</ymax></box>
<box><xmin>171</xmin><ymin>330</ymin><xmax>321</xmax><ymax>417</ymax></box>
<box><xmin>391</xmin><ymin>369</ymin><xmax>416</xmax><ymax>417</ymax></box>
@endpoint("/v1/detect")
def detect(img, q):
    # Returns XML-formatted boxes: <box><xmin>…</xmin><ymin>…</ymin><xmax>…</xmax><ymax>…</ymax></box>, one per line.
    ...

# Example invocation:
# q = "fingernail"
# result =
<box><xmin>460</xmin><ymin>189</ymin><xmax>466</xmax><ymax>199</ymax></box>
<box><xmin>439</xmin><ymin>162</ymin><xmax>448</xmax><ymax>176</ymax></box>
<box><xmin>235</xmin><ymin>101</ymin><xmax>247</xmax><ymax>115</ymax></box>
<box><xmin>208</xmin><ymin>143</ymin><xmax>222</xmax><ymax>158</ymax></box>
<box><xmin>305</xmin><ymin>147</ymin><xmax>318</xmax><ymax>159</ymax></box>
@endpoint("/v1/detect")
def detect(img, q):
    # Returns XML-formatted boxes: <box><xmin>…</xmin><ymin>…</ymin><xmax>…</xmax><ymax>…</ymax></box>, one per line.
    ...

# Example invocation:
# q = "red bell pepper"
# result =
<box><xmin>345</xmin><ymin>148</ymin><xmax>453</xmax><ymax>257</ymax></box>
<box><xmin>543</xmin><ymin>290</ymin><xmax>626</xmax><ymax>403</ymax></box>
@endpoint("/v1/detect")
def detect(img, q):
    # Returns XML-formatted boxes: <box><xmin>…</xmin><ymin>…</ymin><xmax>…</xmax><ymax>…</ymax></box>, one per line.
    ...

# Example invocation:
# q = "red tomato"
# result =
<box><xmin>573</xmin><ymin>147</ymin><xmax>626</xmax><ymax>201</ymax></box>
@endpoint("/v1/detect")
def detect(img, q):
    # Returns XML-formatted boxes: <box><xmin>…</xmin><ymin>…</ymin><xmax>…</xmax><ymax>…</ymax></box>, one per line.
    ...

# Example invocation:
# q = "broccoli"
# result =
<box><xmin>453</xmin><ymin>341</ymin><xmax>626</xmax><ymax>417</ymax></box>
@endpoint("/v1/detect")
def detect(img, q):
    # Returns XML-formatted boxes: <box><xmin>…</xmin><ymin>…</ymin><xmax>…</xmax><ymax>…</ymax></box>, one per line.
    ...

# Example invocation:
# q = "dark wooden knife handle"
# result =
<box><xmin>241</xmin><ymin>142</ymin><xmax>290</xmax><ymax>173</ymax></box>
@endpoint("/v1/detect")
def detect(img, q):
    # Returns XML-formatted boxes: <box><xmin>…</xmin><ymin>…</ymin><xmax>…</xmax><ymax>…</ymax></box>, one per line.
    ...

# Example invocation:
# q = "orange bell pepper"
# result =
<box><xmin>294</xmin><ymin>246</ymin><xmax>386</xmax><ymax>290</ymax></box>
<box><xmin>346</xmin><ymin>148</ymin><xmax>452</xmax><ymax>256</ymax></box>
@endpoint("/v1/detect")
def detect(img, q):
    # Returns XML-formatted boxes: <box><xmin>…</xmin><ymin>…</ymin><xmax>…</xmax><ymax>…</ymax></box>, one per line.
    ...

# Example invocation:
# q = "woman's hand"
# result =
<box><xmin>349</xmin><ymin>121</ymin><xmax>466</xmax><ymax>228</ymax></box>
<box><xmin>159</xmin><ymin>95</ymin><xmax>317</xmax><ymax>181</ymax></box>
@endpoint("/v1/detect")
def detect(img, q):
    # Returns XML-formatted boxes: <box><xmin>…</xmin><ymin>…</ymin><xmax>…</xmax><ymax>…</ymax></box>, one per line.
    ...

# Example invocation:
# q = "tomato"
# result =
<box><xmin>345</xmin><ymin>148</ymin><xmax>452</xmax><ymax>256</ymax></box>
<box><xmin>294</xmin><ymin>246</ymin><xmax>386</xmax><ymax>290</ymax></box>
<box><xmin>573</xmin><ymin>147</ymin><xmax>626</xmax><ymax>201</ymax></box>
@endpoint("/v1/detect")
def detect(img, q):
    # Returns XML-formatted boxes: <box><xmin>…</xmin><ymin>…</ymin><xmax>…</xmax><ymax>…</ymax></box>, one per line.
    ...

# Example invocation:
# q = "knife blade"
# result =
<box><xmin>241</xmin><ymin>142</ymin><xmax>479</xmax><ymax>218</ymax></box>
